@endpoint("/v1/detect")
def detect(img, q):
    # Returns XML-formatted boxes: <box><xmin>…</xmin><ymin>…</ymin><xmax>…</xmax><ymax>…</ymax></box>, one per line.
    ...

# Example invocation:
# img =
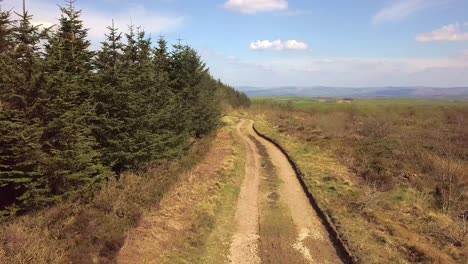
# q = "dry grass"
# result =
<box><xmin>0</xmin><ymin>221</ymin><xmax>67</xmax><ymax>264</ymax></box>
<box><xmin>113</xmin><ymin>115</ymin><xmax>249</xmax><ymax>264</ymax></box>
<box><xmin>119</xmin><ymin>124</ymin><xmax>235</xmax><ymax>263</ymax></box>
<box><xmin>201</xmin><ymin>118</ymin><xmax>246</xmax><ymax>263</ymax></box>
<box><xmin>247</xmin><ymin>106</ymin><xmax>468</xmax><ymax>264</ymax></box>
<box><xmin>0</xmin><ymin>131</ymin><xmax>216</xmax><ymax>263</ymax></box>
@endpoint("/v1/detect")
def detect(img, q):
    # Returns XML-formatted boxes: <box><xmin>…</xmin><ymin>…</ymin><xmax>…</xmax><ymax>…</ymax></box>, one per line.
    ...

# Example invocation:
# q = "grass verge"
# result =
<box><xmin>160</xmin><ymin>115</ymin><xmax>246</xmax><ymax>263</ymax></box>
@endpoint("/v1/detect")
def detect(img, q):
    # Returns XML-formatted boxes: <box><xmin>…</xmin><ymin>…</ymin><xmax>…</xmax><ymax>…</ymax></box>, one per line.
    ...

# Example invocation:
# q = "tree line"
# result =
<box><xmin>0</xmin><ymin>0</ymin><xmax>250</xmax><ymax>216</ymax></box>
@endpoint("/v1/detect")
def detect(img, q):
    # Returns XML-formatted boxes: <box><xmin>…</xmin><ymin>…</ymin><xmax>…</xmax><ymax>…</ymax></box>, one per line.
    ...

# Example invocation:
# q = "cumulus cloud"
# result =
<box><xmin>224</xmin><ymin>0</ymin><xmax>288</xmax><ymax>14</ymax></box>
<box><xmin>416</xmin><ymin>23</ymin><xmax>468</xmax><ymax>42</ymax></box>
<box><xmin>372</xmin><ymin>0</ymin><xmax>445</xmax><ymax>25</ymax></box>
<box><xmin>250</xmin><ymin>39</ymin><xmax>308</xmax><ymax>51</ymax></box>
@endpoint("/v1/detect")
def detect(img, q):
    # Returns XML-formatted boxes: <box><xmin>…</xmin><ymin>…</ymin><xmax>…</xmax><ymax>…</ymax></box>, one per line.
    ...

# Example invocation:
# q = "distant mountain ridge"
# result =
<box><xmin>240</xmin><ymin>86</ymin><xmax>468</xmax><ymax>99</ymax></box>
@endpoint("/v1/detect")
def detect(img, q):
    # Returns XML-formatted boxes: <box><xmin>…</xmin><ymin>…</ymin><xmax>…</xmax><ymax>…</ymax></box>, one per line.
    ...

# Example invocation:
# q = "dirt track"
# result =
<box><xmin>229</xmin><ymin>120</ymin><xmax>343</xmax><ymax>264</ymax></box>
<box><xmin>228</xmin><ymin>120</ymin><xmax>261</xmax><ymax>263</ymax></box>
<box><xmin>116</xmin><ymin>119</ymin><xmax>344</xmax><ymax>263</ymax></box>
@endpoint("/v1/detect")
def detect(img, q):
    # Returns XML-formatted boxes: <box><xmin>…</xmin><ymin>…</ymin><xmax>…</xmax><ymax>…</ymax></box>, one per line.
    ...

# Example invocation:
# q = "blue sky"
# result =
<box><xmin>3</xmin><ymin>0</ymin><xmax>468</xmax><ymax>87</ymax></box>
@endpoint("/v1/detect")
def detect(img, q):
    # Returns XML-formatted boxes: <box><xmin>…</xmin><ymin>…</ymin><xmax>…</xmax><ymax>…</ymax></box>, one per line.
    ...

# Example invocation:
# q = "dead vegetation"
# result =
<box><xmin>118</xmin><ymin>127</ymin><xmax>235</xmax><ymax>263</ymax></box>
<box><xmin>0</xmin><ymin>134</ymin><xmax>215</xmax><ymax>264</ymax></box>
<box><xmin>248</xmin><ymin>100</ymin><xmax>468</xmax><ymax>263</ymax></box>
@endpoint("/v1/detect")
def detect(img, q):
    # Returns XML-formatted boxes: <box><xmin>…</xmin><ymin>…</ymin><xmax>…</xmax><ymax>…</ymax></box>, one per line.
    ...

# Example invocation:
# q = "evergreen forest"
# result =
<box><xmin>0</xmin><ymin>0</ymin><xmax>250</xmax><ymax>216</ymax></box>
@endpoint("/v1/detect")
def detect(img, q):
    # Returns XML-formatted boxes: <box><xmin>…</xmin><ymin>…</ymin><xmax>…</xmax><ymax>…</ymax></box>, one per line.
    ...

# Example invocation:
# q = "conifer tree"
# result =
<box><xmin>218</xmin><ymin>80</ymin><xmax>250</xmax><ymax>109</ymax></box>
<box><xmin>154</xmin><ymin>36</ymin><xmax>170</xmax><ymax>73</ymax></box>
<box><xmin>186</xmin><ymin>48</ymin><xmax>221</xmax><ymax>137</ymax></box>
<box><xmin>144</xmin><ymin>35</ymin><xmax>188</xmax><ymax>161</ymax></box>
<box><xmin>0</xmin><ymin>0</ymin><xmax>250</xmax><ymax>215</ymax></box>
<box><xmin>8</xmin><ymin>3</ymin><xmax>45</xmax><ymax>112</ymax></box>
<box><xmin>169</xmin><ymin>45</ymin><xmax>219</xmax><ymax>137</ymax></box>
<box><xmin>169</xmin><ymin>43</ymin><xmax>195</xmax><ymax>137</ymax></box>
<box><xmin>0</xmin><ymin>0</ymin><xmax>14</xmax><ymax>56</ymax></box>
<box><xmin>40</xmin><ymin>0</ymin><xmax>111</xmax><ymax>197</ymax></box>
<box><xmin>151</xmin><ymin>36</ymin><xmax>189</xmax><ymax>158</ymax></box>
<box><xmin>43</xmin><ymin>0</ymin><xmax>93</xmax><ymax>111</ymax></box>
<box><xmin>0</xmin><ymin>0</ymin><xmax>48</xmax><ymax>212</ymax></box>
<box><xmin>115</xmin><ymin>28</ymin><xmax>187</xmax><ymax>170</ymax></box>
<box><xmin>92</xmin><ymin>21</ymin><xmax>135</xmax><ymax>172</ymax></box>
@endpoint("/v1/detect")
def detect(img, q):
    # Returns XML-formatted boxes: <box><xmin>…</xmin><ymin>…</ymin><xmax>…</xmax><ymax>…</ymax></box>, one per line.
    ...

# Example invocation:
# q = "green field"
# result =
<box><xmin>252</xmin><ymin>97</ymin><xmax>468</xmax><ymax>111</ymax></box>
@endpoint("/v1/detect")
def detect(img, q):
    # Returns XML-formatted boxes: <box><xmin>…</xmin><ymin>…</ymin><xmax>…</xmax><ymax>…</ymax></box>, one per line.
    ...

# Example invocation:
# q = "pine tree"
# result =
<box><xmin>154</xmin><ymin>36</ymin><xmax>170</xmax><ymax>73</ymax></box>
<box><xmin>0</xmin><ymin>0</ymin><xmax>49</xmax><ymax>213</ymax></box>
<box><xmin>0</xmin><ymin>0</ymin><xmax>14</xmax><ymax>56</ymax></box>
<box><xmin>40</xmin><ymin>0</ymin><xmax>112</xmax><ymax>198</ymax></box>
<box><xmin>43</xmin><ymin>0</ymin><xmax>93</xmax><ymax>112</ymax></box>
<box><xmin>116</xmin><ymin>28</ymin><xmax>188</xmax><ymax>170</ymax></box>
<box><xmin>169</xmin><ymin>45</ymin><xmax>220</xmax><ymax>137</ymax></box>
<box><xmin>169</xmin><ymin>43</ymin><xmax>194</xmax><ymax>137</ymax></box>
<box><xmin>92</xmin><ymin>21</ymin><xmax>133</xmax><ymax>172</ymax></box>
<box><xmin>0</xmin><ymin>0</ymin><xmax>249</xmax><ymax>215</ymax></box>
<box><xmin>0</xmin><ymin>0</ymin><xmax>14</xmax><ymax>106</ymax></box>
<box><xmin>146</xmin><ymin>35</ymin><xmax>189</xmax><ymax>161</ymax></box>
<box><xmin>193</xmin><ymin>74</ymin><xmax>221</xmax><ymax>136</ymax></box>
<box><xmin>217</xmin><ymin>80</ymin><xmax>250</xmax><ymax>109</ymax></box>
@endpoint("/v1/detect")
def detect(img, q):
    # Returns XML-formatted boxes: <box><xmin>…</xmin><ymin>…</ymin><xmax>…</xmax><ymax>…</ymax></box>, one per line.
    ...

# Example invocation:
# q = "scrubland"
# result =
<box><xmin>249</xmin><ymin>98</ymin><xmax>467</xmax><ymax>263</ymax></box>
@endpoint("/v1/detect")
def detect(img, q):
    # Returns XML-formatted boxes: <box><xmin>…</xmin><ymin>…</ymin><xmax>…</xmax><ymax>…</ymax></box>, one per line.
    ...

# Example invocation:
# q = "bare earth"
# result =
<box><xmin>228</xmin><ymin>119</ymin><xmax>343</xmax><ymax>264</ymax></box>
<box><xmin>228</xmin><ymin>120</ymin><xmax>261</xmax><ymax>264</ymax></box>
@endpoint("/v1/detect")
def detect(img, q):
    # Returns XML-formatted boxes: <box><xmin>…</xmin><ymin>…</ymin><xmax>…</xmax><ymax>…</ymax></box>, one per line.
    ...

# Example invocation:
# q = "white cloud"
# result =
<box><xmin>283</xmin><ymin>40</ymin><xmax>308</xmax><ymax>50</ymax></box>
<box><xmin>372</xmin><ymin>0</ymin><xmax>445</xmax><ymax>25</ymax></box>
<box><xmin>250</xmin><ymin>39</ymin><xmax>308</xmax><ymax>51</ymax></box>
<box><xmin>1</xmin><ymin>0</ymin><xmax>183</xmax><ymax>47</ymax></box>
<box><xmin>250</xmin><ymin>40</ymin><xmax>283</xmax><ymax>50</ymax></box>
<box><xmin>416</xmin><ymin>23</ymin><xmax>468</xmax><ymax>42</ymax></box>
<box><xmin>224</xmin><ymin>0</ymin><xmax>288</xmax><ymax>14</ymax></box>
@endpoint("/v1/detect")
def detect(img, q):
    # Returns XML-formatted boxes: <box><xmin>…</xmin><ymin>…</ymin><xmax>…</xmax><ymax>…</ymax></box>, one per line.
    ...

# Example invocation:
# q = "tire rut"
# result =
<box><xmin>229</xmin><ymin>119</ymin><xmax>343</xmax><ymax>264</ymax></box>
<box><xmin>228</xmin><ymin>120</ymin><xmax>261</xmax><ymax>264</ymax></box>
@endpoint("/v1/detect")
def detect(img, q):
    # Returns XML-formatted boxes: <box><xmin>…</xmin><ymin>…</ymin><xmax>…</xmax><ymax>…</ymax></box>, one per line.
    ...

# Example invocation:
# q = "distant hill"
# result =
<box><xmin>241</xmin><ymin>86</ymin><xmax>468</xmax><ymax>99</ymax></box>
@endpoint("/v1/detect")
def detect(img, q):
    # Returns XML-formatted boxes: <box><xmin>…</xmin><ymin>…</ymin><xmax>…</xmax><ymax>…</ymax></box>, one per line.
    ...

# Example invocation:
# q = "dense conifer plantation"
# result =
<box><xmin>0</xmin><ymin>0</ymin><xmax>249</xmax><ymax>216</ymax></box>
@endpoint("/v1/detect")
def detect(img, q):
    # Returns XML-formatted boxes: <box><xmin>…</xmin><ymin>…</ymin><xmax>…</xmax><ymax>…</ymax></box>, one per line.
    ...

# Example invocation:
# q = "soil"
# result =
<box><xmin>228</xmin><ymin>120</ymin><xmax>262</xmax><ymax>264</ymax></box>
<box><xmin>228</xmin><ymin>119</ymin><xmax>343</xmax><ymax>264</ymax></box>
